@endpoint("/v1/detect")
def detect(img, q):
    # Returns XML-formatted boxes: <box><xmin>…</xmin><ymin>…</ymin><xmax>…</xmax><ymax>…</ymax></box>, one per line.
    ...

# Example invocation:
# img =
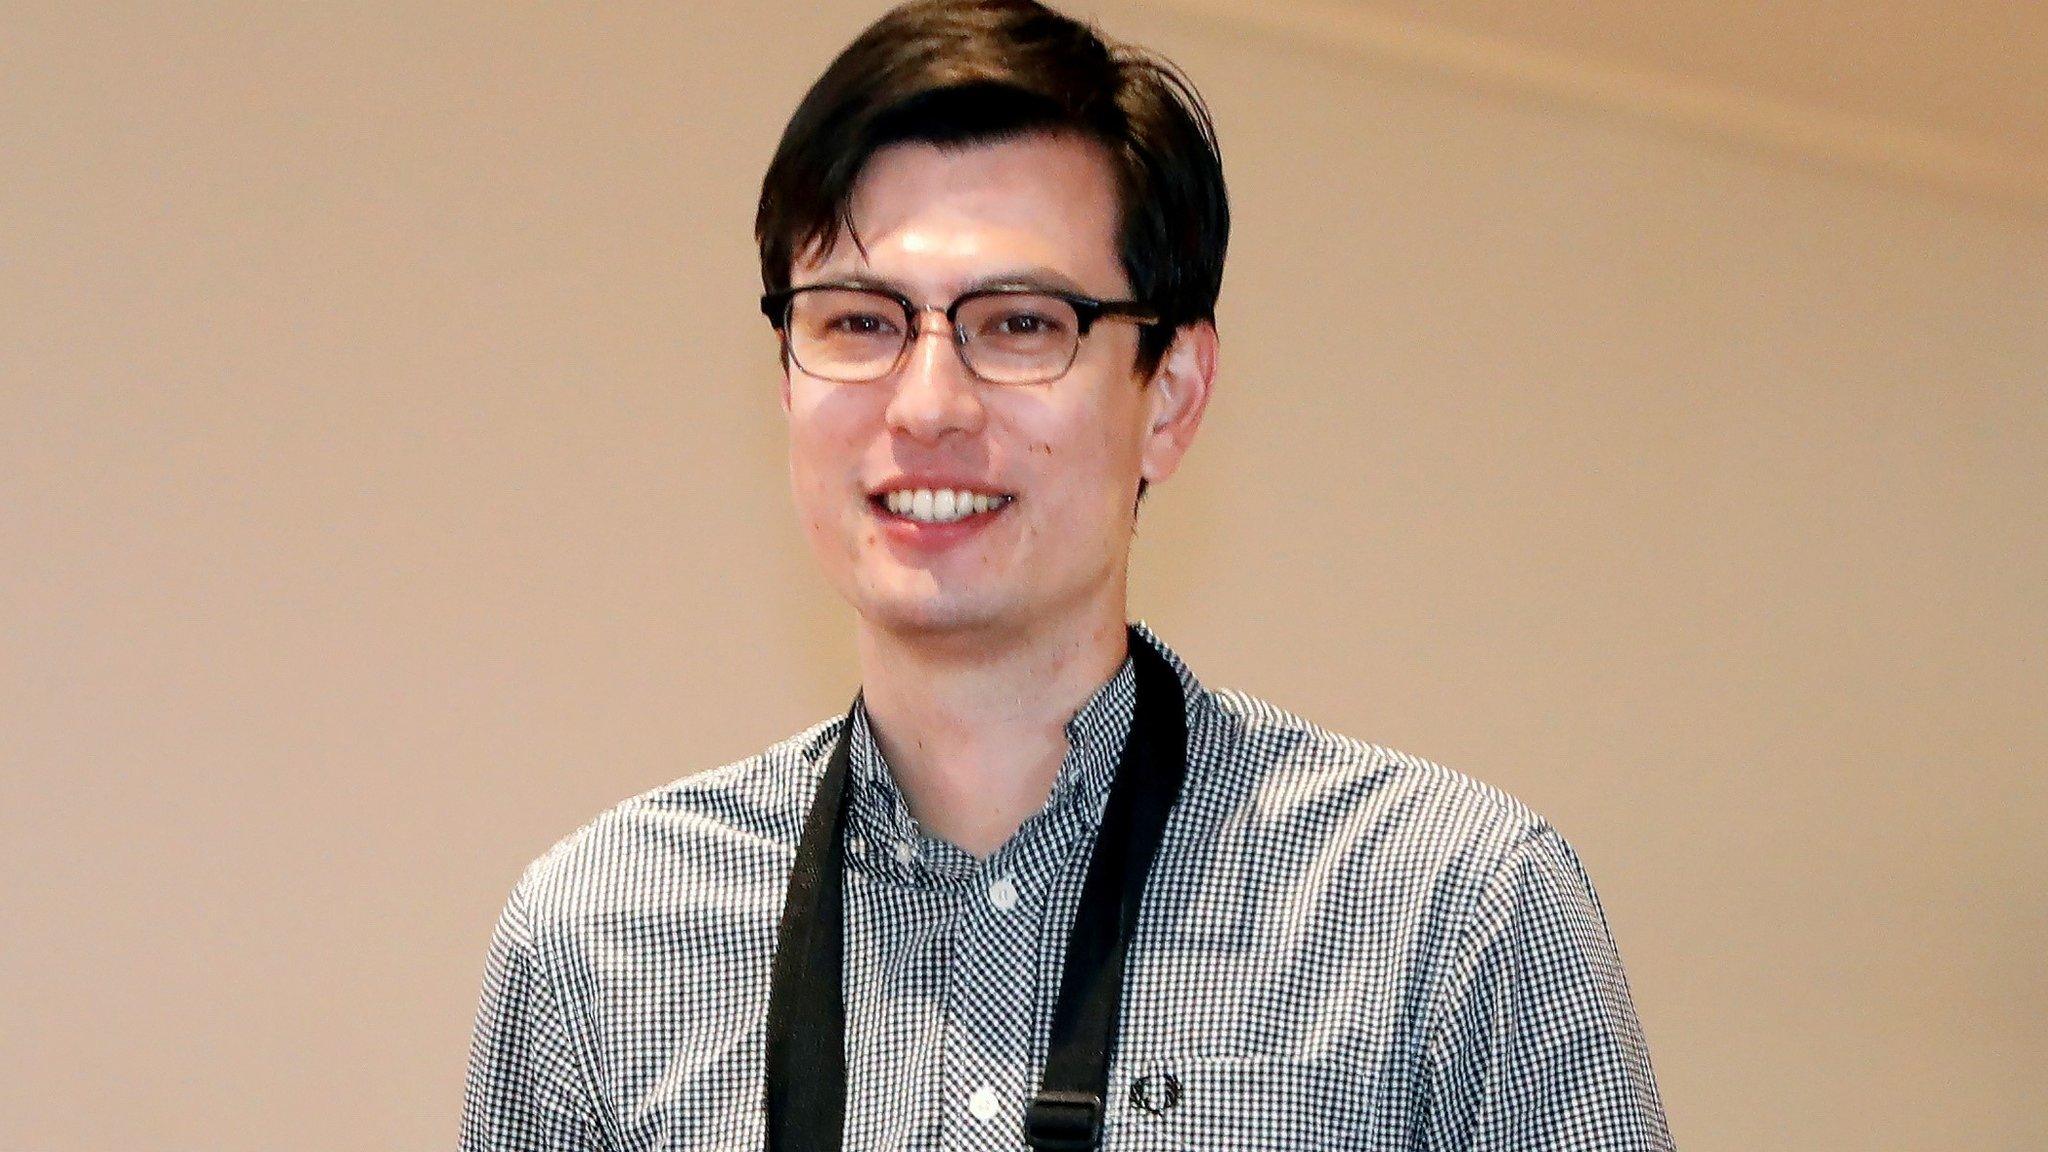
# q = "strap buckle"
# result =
<box><xmin>1025</xmin><ymin>1089</ymin><xmax>1104</xmax><ymax>1152</ymax></box>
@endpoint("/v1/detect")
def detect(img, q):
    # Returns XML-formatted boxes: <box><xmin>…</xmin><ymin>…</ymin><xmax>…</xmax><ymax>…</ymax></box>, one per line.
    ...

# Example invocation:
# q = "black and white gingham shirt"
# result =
<box><xmin>463</xmin><ymin>626</ymin><xmax>1672</xmax><ymax>1150</ymax></box>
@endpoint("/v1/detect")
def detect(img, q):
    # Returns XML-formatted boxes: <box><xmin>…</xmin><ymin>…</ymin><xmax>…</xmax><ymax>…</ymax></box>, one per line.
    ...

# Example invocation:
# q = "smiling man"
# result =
<box><xmin>461</xmin><ymin>2</ymin><xmax>1671</xmax><ymax>1150</ymax></box>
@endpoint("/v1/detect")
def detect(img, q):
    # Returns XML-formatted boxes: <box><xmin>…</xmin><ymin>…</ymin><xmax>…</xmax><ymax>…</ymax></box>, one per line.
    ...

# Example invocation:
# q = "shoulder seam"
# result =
<box><xmin>1419</xmin><ymin>822</ymin><xmax>1558</xmax><ymax>1067</ymax></box>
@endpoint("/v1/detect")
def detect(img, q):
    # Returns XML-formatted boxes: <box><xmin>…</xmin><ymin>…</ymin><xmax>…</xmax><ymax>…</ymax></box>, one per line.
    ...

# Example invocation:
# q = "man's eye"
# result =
<box><xmin>990</xmin><ymin>312</ymin><xmax>1065</xmax><ymax>337</ymax></box>
<box><xmin>826</xmin><ymin>313</ymin><xmax>898</xmax><ymax>336</ymax></box>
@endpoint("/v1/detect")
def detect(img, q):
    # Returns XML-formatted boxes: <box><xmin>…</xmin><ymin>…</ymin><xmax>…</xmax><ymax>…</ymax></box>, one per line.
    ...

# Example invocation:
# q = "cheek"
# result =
<box><xmin>786</xmin><ymin>387</ymin><xmax>865</xmax><ymax>481</ymax></box>
<box><xmin>786</xmin><ymin>388</ymin><xmax>887</xmax><ymax>555</ymax></box>
<box><xmin>783</xmin><ymin>414</ymin><xmax>840</xmax><ymax>535</ymax></box>
<box><xmin>1014</xmin><ymin>400</ymin><xmax>1144</xmax><ymax>515</ymax></box>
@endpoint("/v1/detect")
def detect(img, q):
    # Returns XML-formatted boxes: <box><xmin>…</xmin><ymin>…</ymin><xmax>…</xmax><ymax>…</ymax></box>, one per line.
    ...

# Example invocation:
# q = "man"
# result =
<box><xmin>462</xmin><ymin>1</ymin><xmax>1672</xmax><ymax>1148</ymax></box>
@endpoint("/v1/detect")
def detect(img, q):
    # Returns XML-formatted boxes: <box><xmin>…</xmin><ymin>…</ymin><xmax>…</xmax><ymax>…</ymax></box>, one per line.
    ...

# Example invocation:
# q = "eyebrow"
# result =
<box><xmin>790</xmin><ymin>266</ymin><xmax>1097</xmax><ymax>300</ymax></box>
<box><xmin>966</xmin><ymin>267</ymin><xmax>1092</xmax><ymax>296</ymax></box>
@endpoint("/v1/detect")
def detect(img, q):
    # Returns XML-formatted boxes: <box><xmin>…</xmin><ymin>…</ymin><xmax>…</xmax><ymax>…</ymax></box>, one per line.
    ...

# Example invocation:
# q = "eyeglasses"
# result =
<box><xmin>760</xmin><ymin>284</ymin><xmax>1159</xmax><ymax>386</ymax></box>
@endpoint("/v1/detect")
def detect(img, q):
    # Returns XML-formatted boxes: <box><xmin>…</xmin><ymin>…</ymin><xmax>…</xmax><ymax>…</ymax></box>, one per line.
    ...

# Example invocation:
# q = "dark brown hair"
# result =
<box><xmin>755</xmin><ymin>0</ymin><xmax>1228</xmax><ymax>376</ymax></box>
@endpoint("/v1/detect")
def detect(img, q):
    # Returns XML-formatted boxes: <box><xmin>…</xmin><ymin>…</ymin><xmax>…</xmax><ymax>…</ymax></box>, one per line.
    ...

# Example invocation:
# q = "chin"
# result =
<box><xmin>861</xmin><ymin>598</ymin><xmax>1004</xmax><ymax>640</ymax></box>
<box><xmin>847</xmin><ymin>581</ymin><xmax>1021</xmax><ymax>643</ymax></box>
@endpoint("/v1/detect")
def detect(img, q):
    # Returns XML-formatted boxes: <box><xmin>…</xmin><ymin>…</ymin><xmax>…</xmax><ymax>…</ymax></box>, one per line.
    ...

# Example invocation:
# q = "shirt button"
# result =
<box><xmin>893</xmin><ymin>841</ymin><xmax>915</xmax><ymax>865</ymax></box>
<box><xmin>845</xmin><ymin>835</ymin><xmax>866</xmax><ymax>858</ymax></box>
<box><xmin>967</xmin><ymin>1085</ymin><xmax>1002</xmax><ymax>1121</ymax></box>
<box><xmin>987</xmin><ymin>876</ymin><xmax>1019</xmax><ymax>911</ymax></box>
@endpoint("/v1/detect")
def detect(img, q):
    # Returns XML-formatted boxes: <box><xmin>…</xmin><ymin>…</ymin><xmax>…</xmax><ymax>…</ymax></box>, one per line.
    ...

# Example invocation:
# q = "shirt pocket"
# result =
<box><xmin>1108</xmin><ymin>1056</ymin><xmax>1390</xmax><ymax>1152</ymax></box>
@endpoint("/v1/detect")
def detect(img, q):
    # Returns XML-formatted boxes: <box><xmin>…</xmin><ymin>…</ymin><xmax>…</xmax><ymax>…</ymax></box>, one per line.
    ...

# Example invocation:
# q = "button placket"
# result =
<box><xmin>938</xmin><ymin>855</ymin><xmax>1041</xmax><ymax>1151</ymax></box>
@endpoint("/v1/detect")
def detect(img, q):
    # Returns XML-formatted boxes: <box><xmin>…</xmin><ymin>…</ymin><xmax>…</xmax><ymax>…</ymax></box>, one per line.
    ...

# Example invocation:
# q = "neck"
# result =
<box><xmin>856</xmin><ymin>612</ymin><xmax>1131</xmax><ymax>858</ymax></box>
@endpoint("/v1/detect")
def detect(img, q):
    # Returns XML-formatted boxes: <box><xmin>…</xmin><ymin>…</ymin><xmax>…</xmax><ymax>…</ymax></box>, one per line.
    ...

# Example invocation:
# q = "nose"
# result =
<box><xmin>883</xmin><ymin>309</ymin><xmax>987</xmax><ymax>441</ymax></box>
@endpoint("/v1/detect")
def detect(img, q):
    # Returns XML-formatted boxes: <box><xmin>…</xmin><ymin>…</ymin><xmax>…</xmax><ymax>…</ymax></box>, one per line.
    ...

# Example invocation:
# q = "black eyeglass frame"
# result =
<box><xmin>759</xmin><ymin>284</ymin><xmax>1161</xmax><ymax>385</ymax></box>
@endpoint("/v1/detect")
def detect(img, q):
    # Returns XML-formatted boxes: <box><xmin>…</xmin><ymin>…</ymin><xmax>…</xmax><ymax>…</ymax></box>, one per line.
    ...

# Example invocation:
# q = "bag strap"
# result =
<box><xmin>765</xmin><ymin>627</ymin><xmax>1188</xmax><ymax>1152</ymax></box>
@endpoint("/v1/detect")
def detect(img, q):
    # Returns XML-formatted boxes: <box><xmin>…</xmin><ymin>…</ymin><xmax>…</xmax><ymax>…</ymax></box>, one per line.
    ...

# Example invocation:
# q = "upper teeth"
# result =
<box><xmin>883</xmin><ymin>488</ymin><xmax>1007</xmax><ymax>523</ymax></box>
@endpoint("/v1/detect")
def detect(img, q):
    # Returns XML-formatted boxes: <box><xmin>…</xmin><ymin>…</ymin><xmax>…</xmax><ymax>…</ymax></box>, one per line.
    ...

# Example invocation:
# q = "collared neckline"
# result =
<box><xmin>840</xmin><ymin>639</ymin><xmax>1146</xmax><ymax>875</ymax></box>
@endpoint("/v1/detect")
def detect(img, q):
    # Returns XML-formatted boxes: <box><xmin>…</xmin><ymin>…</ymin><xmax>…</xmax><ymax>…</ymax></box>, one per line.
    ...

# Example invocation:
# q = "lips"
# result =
<box><xmin>874</xmin><ymin>486</ymin><xmax>1014</xmax><ymax>524</ymax></box>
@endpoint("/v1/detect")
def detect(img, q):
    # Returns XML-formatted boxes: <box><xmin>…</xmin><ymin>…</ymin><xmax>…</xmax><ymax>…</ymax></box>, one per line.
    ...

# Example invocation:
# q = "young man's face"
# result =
<box><xmin>780</xmin><ymin>132</ymin><xmax>1210</xmax><ymax>649</ymax></box>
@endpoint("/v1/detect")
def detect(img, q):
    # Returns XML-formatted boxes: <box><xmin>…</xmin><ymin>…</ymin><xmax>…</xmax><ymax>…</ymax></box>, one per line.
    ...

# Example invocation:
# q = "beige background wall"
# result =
<box><xmin>5</xmin><ymin>3</ymin><xmax>2042</xmax><ymax>1150</ymax></box>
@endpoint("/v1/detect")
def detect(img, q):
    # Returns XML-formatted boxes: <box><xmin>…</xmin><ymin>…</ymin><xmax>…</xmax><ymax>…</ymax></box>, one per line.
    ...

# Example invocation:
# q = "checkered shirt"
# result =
<box><xmin>462</xmin><ymin>625</ymin><xmax>1672</xmax><ymax>1150</ymax></box>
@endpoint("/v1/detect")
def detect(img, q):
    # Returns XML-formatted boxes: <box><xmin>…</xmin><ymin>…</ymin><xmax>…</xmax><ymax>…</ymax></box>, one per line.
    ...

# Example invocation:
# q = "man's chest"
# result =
<box><xmin>575</xmin><ymin>839</ymin><xmax>1435</xmax><ymax>1152</ymax></box>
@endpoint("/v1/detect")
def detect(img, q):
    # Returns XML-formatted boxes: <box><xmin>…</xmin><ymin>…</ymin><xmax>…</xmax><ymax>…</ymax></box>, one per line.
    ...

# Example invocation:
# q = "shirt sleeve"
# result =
<box><xmin>1421</xmin><ymin>826</ymin><xmax>1673</xmax><ymax>1151</ymax></box>
<box><xmin>460</xmin><ymin>878</ymin><xmax>612</xmax><ymax>1152</ymax></box>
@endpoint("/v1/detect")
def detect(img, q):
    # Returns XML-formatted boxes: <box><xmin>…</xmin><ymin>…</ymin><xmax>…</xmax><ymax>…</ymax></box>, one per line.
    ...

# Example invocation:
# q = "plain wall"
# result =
<box><xmin>4</xmin><ymin>3</ymin><xmax>2042</xmax><ymax>1150</ymax></box>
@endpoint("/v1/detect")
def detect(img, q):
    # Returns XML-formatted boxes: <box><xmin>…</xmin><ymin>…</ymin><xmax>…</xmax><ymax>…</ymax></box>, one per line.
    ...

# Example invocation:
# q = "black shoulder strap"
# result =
<box><xmin>1025</xmin><ymin>634</ymin><xmax>1187</xmax><ymax>1150</ymax></box>
<box><xmin>763</xmin><ymin>705</ymin><xmax>852</xmax><ymax>1152</ymax></box>
<box><xmin>765</xmin><ymin>628</ymin><xmax>1189</xmax><ymax>1152</ymax></box>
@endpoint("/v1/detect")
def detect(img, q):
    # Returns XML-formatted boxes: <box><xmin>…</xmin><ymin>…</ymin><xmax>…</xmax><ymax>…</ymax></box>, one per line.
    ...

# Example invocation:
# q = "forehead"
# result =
<box><xmin>799</xmin><ymin>133</ymin><xmax>1127</xmax><ymax>294</ymax></box>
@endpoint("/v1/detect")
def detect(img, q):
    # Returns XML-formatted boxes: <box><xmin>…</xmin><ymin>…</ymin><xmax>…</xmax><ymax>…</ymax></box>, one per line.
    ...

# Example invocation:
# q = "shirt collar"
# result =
<box><xmin>842</xmin><ymin>637</ymin><xmax>1148</xmax><ymax>850</ymax></box>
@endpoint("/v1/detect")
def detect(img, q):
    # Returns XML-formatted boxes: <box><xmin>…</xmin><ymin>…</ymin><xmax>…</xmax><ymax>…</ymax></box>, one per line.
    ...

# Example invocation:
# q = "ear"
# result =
<box><xmin>1137</xmin><ymin>321</ymin><xmax>1217</xmax><ymax>486</ymax></box>
<box><xmin>776</xmin><ymin>339</ymin><xmax>794</xmax><ymax>415</ymax></box>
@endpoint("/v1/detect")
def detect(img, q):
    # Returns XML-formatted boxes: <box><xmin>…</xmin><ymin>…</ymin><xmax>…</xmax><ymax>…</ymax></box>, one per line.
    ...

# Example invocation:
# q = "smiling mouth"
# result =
<box><xmin>872</xmin><ymin>488</ymin><xmax>1014</xmax><ymax>525</ymax></box>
